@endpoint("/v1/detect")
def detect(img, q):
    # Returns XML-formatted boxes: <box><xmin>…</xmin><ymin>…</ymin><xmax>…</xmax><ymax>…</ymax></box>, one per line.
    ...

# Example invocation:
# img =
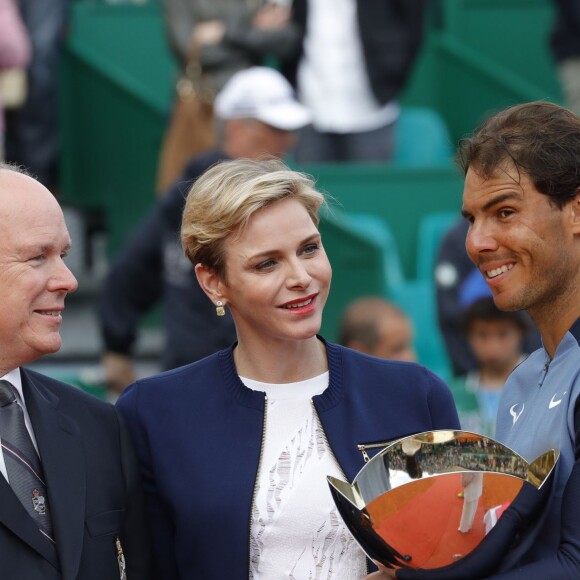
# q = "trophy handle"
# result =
<box><xmin>327</xmin><ymin>476</ymin><xmax>365</xmax><ymax>510</ymax></box>
<box><xmin>526</xmin><ymin>449</ymin><xmax>560</xmax><ymax>489</ymax></box>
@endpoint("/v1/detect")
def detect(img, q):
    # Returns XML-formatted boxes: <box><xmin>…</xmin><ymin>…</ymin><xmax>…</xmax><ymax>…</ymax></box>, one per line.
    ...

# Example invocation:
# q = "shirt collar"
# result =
<box><xmin>0</xmin><ymin>368</ymin><xmax>25</xmax><ymax>405</ymax></box>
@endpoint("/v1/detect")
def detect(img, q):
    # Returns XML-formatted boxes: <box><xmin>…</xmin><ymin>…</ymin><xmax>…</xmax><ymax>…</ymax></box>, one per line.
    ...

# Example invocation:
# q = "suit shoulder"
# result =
<box><xmin>24</xmin><ymin>368</ymin><xmax>114</xmax><ymax>412</ymax></box>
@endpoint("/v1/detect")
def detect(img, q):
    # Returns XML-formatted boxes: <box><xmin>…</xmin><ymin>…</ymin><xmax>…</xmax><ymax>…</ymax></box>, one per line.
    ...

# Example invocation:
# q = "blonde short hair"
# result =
<box><xmin>181</xmin><ymin>158</ymin><xmax>326</xmax><ymax>278</ymax></box>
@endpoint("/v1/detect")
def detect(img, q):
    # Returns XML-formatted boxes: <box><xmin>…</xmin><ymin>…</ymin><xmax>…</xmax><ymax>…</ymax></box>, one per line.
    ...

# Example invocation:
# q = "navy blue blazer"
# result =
<box><xmin>118</xmin><ymin>340</ymin><xmax>460</xmax><ymax>579</ymax></box>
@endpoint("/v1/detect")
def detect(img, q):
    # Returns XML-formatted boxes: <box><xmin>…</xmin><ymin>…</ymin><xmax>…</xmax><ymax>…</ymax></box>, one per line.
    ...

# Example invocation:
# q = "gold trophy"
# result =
<box><xmin>328</xmin><ymin>430</ymin><xmax>558</xmax><ymax>571</ymax></box>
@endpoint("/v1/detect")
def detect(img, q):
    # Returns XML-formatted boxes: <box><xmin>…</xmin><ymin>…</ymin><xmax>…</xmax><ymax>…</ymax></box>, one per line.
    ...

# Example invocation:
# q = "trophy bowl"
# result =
<box><xmin>328</xmin><ymin>430</ymin><xmax>558</xmax><ymax>571</ymax></box>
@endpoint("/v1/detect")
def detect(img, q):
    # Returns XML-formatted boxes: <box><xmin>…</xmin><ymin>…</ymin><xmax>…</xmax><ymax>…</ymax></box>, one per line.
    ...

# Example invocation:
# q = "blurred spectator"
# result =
<box><xmin>163</xmin><ymin>0</ymin><xmax>300</xmax><ymax>93</ymax></box>
<box><xmin>435</xmin><ymin>218</ymin><xmax>476</xmax><ymax>375</ymax></box>
<box><xmin>550</xmin><ymin>0</ymin><xmax>580</xmax><ymax>115</ymax></box>
<box><xmin>450</xmin><ymin>285</ymin><xmax>529</xmax><ymax>437</ymax></box>
<box><xmin>157</xmin><ymin>0</ymin><xmax>301</xmax><ymax>192</ymax></box>
<box><xmin>338</xmin><ymin>296</ymin><xmax>416</xmax><ymax>362</ymax></box>
<box><xmin>0</xmin><ymin>0</ymin><xmax>31</xmax><ymax>160</ymax></box>
<box><xmin>435</xmin><ymin>217</ymin><xmax>540</xmax><ymax>377</ymax></box>
<box><xmin>99</xmin><ymin>66</ymin><xmax>311</xmax><ymax>396</ymax></box>
<box><xmin>286</xmin><ymin>0</ymin><xmax>426</xmax><ymax>163</ymax></box>
<box><xmin>4</xmin><ymin>0</ymin><xmax>67</xmax><ymax>191</ymax></box>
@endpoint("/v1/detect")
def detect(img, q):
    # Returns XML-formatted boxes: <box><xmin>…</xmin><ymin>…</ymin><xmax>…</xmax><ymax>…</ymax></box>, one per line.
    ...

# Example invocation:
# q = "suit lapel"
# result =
<box><xmin>23</xmin><ymin>370</ymin><xmax>86</xmax><ymax>580</ymax></box>
<box><xmin>0</xmin><ymin>473</ymin><xmax>60</xmax><ymax>568</ymax></box>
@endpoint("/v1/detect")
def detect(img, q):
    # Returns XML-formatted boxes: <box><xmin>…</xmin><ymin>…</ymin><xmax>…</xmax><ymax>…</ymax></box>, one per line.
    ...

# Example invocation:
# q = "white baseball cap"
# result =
<box><xmin>215</xmin><ymin>66</ymin><xmax>311</xmax><ymax>131</ymax></box>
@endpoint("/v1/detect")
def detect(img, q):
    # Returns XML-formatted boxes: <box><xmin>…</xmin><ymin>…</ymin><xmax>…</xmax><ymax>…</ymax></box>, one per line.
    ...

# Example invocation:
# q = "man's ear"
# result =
<box><xmin>571</xmin><ymin>189</ymin><xmax>580</xmax><ymax>234</ymax></box>
<box><xmin>195</xmin><ymin>263</ymin><xmax>226</xmax><ymax>304</ymax></box>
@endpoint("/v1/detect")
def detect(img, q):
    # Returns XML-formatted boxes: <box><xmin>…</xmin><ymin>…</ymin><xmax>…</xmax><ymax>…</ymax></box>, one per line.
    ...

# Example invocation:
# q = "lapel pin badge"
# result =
<box><xmin>116</xmin><ymin>536</ymin><xmax>127</xmax><ymax>580</ymax></box>
<box><xmin>31</xmin><ymin>489</ymin><xmax>47</xmax><ymax>515</ymax></box>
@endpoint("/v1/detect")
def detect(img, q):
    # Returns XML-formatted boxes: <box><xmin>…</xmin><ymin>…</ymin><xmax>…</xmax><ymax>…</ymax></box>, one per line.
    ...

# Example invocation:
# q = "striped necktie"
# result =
<box><xmin>0</xmin><ymin>380</ymin><xmax>55</xmax><ymax>543</ymax></box>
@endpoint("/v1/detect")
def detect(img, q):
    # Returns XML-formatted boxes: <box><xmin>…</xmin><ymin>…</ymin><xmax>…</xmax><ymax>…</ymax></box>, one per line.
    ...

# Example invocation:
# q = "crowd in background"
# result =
<box><xmin>1</xmin><ymin>0</ymin><xmax>577</xmax><ymax>423</ymax></box>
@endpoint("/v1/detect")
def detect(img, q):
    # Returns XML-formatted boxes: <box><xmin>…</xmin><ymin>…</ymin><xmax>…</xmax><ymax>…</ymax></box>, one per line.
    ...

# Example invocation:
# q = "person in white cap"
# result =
<box><xmin>99</xmin><ymin>67</ymin><xmax>310</xmax><ymax>397</ymax></box>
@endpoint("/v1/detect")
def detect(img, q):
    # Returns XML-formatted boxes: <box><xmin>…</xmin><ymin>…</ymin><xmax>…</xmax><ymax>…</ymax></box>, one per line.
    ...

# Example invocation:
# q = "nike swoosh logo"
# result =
<box><xmin>510</xmin><ymin>403</ymin><xmax>524</xmax><ymax>425</ymax></box>
<box><xmin>549</xmin><ymin>393</ymin><xmax>564</xmax><ymax>409</ymax></box>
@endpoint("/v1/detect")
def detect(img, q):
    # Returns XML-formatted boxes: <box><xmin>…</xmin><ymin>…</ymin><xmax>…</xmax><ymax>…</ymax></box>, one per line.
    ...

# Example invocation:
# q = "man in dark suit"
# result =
<box><xmin>0</xmin><ymin>163</ymin><xmax>151</xmax><ymax>579</ymax></box>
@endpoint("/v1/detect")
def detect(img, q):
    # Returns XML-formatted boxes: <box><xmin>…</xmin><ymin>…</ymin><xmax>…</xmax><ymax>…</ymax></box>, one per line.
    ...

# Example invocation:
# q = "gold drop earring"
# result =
<box><xmin>216</xmin><ymin>301</ymin><xmax>225</xmax><ymax>317</ymax></box>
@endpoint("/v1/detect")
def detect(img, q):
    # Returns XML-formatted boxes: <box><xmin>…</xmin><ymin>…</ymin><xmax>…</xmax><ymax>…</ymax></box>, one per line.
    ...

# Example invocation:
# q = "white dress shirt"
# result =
<box><xmin>0</xmin><ymin>368</ymin><xmax>40</xmax><ymax>482</ymax></box>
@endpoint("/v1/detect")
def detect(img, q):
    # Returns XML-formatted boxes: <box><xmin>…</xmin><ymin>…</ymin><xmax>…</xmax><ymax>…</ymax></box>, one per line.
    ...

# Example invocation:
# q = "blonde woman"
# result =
<box><xmin>117</xmin><ymin>158</ymin><xmax>459</xmax><ymax>579</ymax></box>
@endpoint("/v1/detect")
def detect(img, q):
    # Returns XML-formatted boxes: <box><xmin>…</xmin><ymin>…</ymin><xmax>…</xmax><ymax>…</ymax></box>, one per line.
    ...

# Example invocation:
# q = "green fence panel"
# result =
<box><xmin>416</xmin><ymin>211</ymin><xmax>459</xmax><ymax>282</ymax></box>
<box><xmin>59</xmin><ymin>1</ymin><xmax>176</xmax><ymax>253</ymax></box>
<box><xmin>393</xmin><ymin>107</ymin><xmax>453</xmax><ymax>167</ymax></box>
<box><xmin>390</xmin><ymin>279</ymin><xmax>452</xmax><ymax>382</ymax></box>
<box><xmin>444</xmin><ymin>0</ymin><xmax>560</xmax><ymax>97</ymax></box>
<box><xmin>319</xmin><ymin>210</ymin><xmax>453</xmax><ymax>380</ymax></box>
<box><xmin>402</xmin><ymin>0</ymin><xmax>560</xmax><ymax>144</ymax></box>
<box><xmin>342</xmin><ymin>212</ymin><xmax>405</xmax><ymax>289</ymax></box>
<box><xmin>318</xmin><ymin>210</ymin><xmax>388</xmax><ymax>342</ymax></box>
<box><xmin>301</xmin><ymin>164</ymin><xmax>465</xmax><ymax>279</ymax></box>
<box><xmin>320</xmin><ymin>209</ymin><xmax>453</xmax><ymax>379</ymax></box>
<box><xmin>429</xmin><ymin>34</ymin><xmax>557</xmax><ymax>146</ymax></box>
<box><xmin>318</xmin><ymin>208</ymin><xmax>453</xmax><ymax>379</ymax></box>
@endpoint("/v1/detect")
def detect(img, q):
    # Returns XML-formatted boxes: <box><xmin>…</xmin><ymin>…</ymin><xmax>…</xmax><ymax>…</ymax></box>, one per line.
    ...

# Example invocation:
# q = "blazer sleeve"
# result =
<box><xmin>117</xmin><ymin>384</ymin><xmax>180</xmax><ymax>579</ymax></box>
<box><xmin>117</xmin><ymin>410</ymin><xmax>154</xmax><ymax>580</ymax></box>
<box><xmin>426</xmin><ymin>369</ymin><xmax>461</xmax><ymax>431</ymax></box>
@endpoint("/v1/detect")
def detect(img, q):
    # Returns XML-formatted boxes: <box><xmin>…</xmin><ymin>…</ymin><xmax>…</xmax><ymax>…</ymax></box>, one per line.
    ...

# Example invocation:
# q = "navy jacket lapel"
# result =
<box><xmin>0</xmin><ymin>474</ymin><xmax>60</xmax><ymax>568</ymax></box>
<box><xmin>23</xmin><ymin>370</ymin><xmax>86</xmax><ymax>580</ymax></box>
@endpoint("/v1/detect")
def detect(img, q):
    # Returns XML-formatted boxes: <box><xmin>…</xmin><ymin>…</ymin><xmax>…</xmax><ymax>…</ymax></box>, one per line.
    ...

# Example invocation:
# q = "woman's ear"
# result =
<box><xmin>195</xmin><ymin>263</ymin><xmax>225</xmax><ymax>304</ymax></box>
